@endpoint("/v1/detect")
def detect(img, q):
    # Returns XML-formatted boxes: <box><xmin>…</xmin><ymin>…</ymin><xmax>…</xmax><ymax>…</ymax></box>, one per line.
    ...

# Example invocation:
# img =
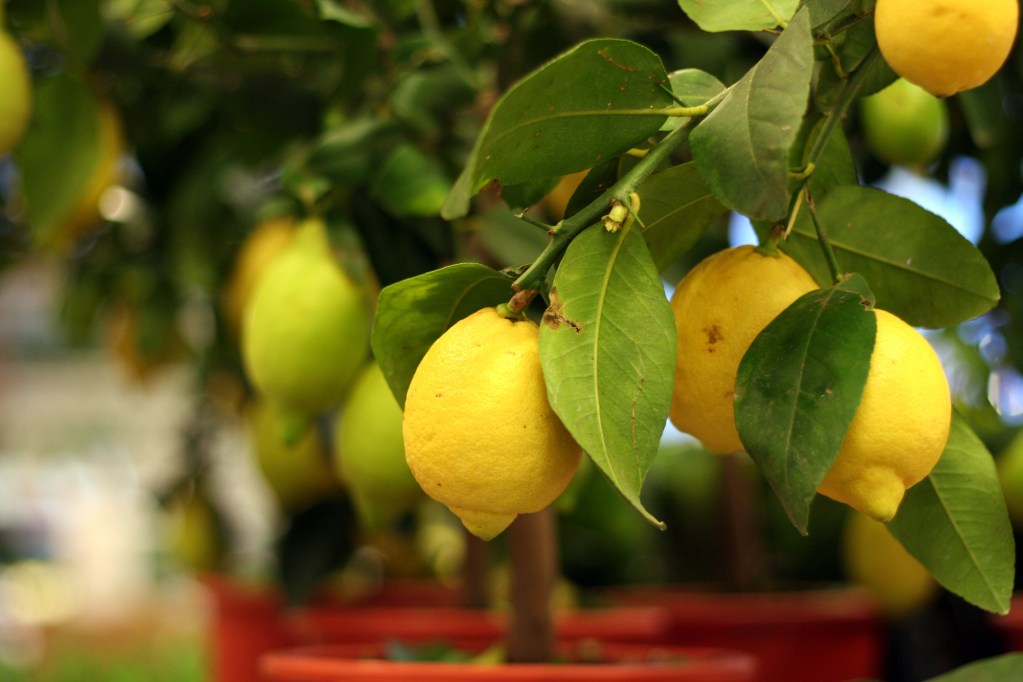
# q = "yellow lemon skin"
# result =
<box><xmin>818</xmin><ymin>310</ymin><xmax>951</xmax><ymax>522</ymax></box>
<box><xmin>402</xmin><ymin>308</ymin><xmax>582</xmax><ymax>541</ymax></box>
<box><xmin>242</xmin><ymin>217</ymin><xmax>370</xmax><ymax>420</ymax></box>
<box><xmin>875</xmin><ymin>0</ymin><xmax>1020</xmax><ymax>97</ymax></box>
<box><xmin>0</xmin><ymin>30</ymin><xmax>31</xmax><ymax>155</ymax></box>
<box><xmin>842</xmin><ymin>511</ymin><xmax>937</xmax><ymax>620</ymax></box>
<box><xmin>334</xmin><ymin>361</ymin><xmax>423</xmax><ymax>531</ymax></box>
<box><xmin>669</xmin><ymin>245</ymin><xmax>818</xmax><ymax>455</ymax></box>
<box><xmin>221</xmin><ymin>216</ymin><xmax>296</xmax><ymax>337</ymax></box>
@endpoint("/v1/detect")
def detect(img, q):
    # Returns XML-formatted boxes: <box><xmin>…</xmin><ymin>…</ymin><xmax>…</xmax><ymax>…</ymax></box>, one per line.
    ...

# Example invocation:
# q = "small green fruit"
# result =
<box><xmin>859</xmin><ymin>78</ymin><xmax>949</xmax><ymax>169</ymax></box>
<box><xmin>998</xmin><ymin>430</ymin><xmax>1023</xmax><ymax>528</ymax></box>
<box><xmin>167</xmin><ymin>489</ymin><xmax>227</xmax><ymax>573</ymax></box>
<box><xmin>0</xmin><ymin>29</ymin><xmax>31</xmax><ymax>155</ymax></box>
<box><xmin>242</xmin><ymin>217</ymin><xmax>370</xmax><ymax>439</ymax></box>
<box><xmin>333</xmin><ymin>362</ymin><xmax>422</xmax><ymax>530</ymax></box>
<box><xmin>247</xmin><ymin>400</ymin><xmax>339</xmax><ymax>512</ymax></box>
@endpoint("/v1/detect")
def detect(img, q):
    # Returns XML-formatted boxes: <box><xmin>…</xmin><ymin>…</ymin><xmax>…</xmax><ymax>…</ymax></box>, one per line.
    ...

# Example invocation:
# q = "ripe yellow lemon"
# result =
<box><xmin>875</xmin><ymin>0</ymin><xmax>1019</xmax><ymax>97</ymax></box>
<box><xmin>669</xmin><ymin>245</ymin><xmax>818</xmax><ymax>454</ymax></box>
<box><xmin>402</xmin><ymin>308</ymin><xmax>582</xmax><ymax>541</ymax></box>
<box><xmin>818</xmin><ymin>310</ymin><xmax>951</xmax><ymax>521</ymax></box>
<box><xmin>0</xmin><ymin>29</ymin><xmax>31</xmax><ymax>155</ymax></box>
<box><xmin>333</xmin><ymin>361</ymin><xmax>423</xmax><ymax>531</ymax></box>
<box><xmin>221</xmin><ymin>215</ymin><xmax>296</xmax><ymax>337</ymax></box>
<box><xmin>842</xmin><ymin>510</ymin><xmax>936</xmax><ymax>619</ymax></box>
<box><xmin>242</xmin><ymin>217</ymin><xmax>370</xmax><ymax>441</ymax></box>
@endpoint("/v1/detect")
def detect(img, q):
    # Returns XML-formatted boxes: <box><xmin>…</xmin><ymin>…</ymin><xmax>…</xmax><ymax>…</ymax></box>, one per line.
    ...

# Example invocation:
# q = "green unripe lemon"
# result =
<box><xmin>860</xmin><ymin>78</ymin><xmax>949</xmax><ymax>168</ymax></box>
<box><xmin>242</xmin><ymin>217</ymin><xmax>370</xmax><ymax>440</ymax></box>
<box><xmin>0</xmin><ymin>29</ymin><xmax>31</xmax><ymax>155</ymax></box>
<box><xmin>247</xmin><ymin>399</ymin><xmax>339</xmax><ymax>512</ymax></box>
<box><xmin>333</xmin><ymin>362</ymin><xmax>423</xmax><ymax>531</ymax></box>
<box><xmin>998</xmin><ymin>429</ymin><xmax>1023</xmax><ymax>528</ymax></box>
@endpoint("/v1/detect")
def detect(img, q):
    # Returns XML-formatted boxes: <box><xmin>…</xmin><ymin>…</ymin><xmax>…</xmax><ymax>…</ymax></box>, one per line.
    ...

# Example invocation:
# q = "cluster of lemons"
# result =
<box><xmin>401</xmin><ymin>0</ymin><xmax>1022</xmax><ymax>543</ymax></box>
<box><xmin>227</xmin><ymin>216</ymin><xmax>423</xmax><ymax>535</ymax></box>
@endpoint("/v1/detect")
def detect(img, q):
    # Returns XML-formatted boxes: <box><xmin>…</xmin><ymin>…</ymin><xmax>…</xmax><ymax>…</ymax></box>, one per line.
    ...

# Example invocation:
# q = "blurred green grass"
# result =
<box><xmin>0</xmin><ymin>637</ymin><xmax>205</xmax><ymax>682</ymax></box>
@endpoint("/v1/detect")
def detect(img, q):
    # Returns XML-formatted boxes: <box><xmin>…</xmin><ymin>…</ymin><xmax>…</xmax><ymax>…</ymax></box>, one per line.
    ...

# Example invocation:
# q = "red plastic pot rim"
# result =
<box><xmin>286</xmin><ymin>605</ymin><xmax>671</xmax><ymax>645</ymax></box>
<box><xmin>261</xmin><ymin>642</ymin><xmax>758</xmax><ymax>681</ymax></box>
<box><xmin>604</xmin><ymin>585</ymin><xmax>881</xmax><ymax>626</ymax></box>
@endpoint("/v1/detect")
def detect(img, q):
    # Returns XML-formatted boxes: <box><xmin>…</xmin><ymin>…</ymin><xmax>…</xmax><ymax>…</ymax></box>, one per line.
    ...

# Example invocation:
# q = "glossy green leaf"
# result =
<box><xmin>369</xmin><ymin>144</ymin><xmax>452</xmax><ymax>217</ymax></box>
<box><xmin>668</xmin><ymin>69</ymin><xmax>726</xmax><ymax>106</ymax></box>
<box><xmin>539</xmin><ymin>225</ymin><xmax>675</xmax><ymax>528</ymax></box>
<box><xmin>785</xmin><ymin>186</ymin><xmax>1000</xmax><ymax>328</ymax></box>
<box><xmin>888</xmin><ymin>414</ymin><xmax>1015</xmax><ymax>615</ymax></box>
<box><xmin>806</xmin><ymin>0</ymin><xmax>853</xmax><ymax>28</ymax></box>
<box><xmin>734</xmin><ymin>277</ymin><xmax>876</xmax><ymax>534</ymax></box>
<box><xmin>636</xmin><ymin>162</ymin><xmax>728</xmax><ymax>271</ymax></box>
<box><xmin>690</xmin><ymin>8</ymin><xmax>814</xmax><ymax>221</ymax></box>
<box><xmin>677</xmin><ymin>0</ymin><xmax>798</xmax><ymax>32</ymax></box>
<box><xmin>926</xmin><ymin>654</ymin><xmax>1023</xmax><ymax>681</ymax></box>
<box><xmin>371</xmin><ymin>264</ymin><xmax>515</xmax><ymax>407</ymax></box>
<box><xmin>442</xmin><ymin>38</ymin><xmax>674</xmax><ymax>219</ymax></box>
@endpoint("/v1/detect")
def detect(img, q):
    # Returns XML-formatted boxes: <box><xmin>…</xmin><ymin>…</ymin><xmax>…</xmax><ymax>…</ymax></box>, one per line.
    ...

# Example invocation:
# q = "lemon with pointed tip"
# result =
<box><xmin>818</xmin><ymin>309</ymin><xmax>951</xmax><ymax>521</ymax></box>
<box><xmin>669</xmin><ymin>245</ymin><xmax>819</xmax><ymax>455</ymax></box>
<box><xmin>0</xmin><ymin>28</ymin><xmax>31</xmax><ymax>155</ymax></box>
<box><xmin>875</xmin><ymin>0</ymin><xmax>1019</xmax><ymax>97</ymax></box>
<box><xmin>842</xmin><ymin>511</ymin><xmax>936</xmax><ymax>619</ymax></box>
<box><xmin>242</xmin><ymin>217</ymin><xmax>370</xmax><ymax>441</ymax></box>
<box><xmin>402</xmin><ymin>308</ymin><xmax>582</xmax><ymax>540</ymax></box>
<box><xmin>334</xmin><ymin>361</ymin><xmax>423</xmax><ymax>531</ymax></box>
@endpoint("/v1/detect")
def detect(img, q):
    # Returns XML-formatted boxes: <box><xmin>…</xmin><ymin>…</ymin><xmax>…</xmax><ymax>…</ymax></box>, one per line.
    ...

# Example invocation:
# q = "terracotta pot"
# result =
<box><xmin>287</xmin><ymin>604</ymin><xmax>671</xmax><ymax>646</ymax></box>
<box><xmin>202</xmin><ymin>575</ymin><xmax>295</xmax><ymax>682</ymax></box>
<box><xmin>261</xmin><ymin>641</ymin><xmax>758</xmax><ymax>681</ymax></box>
<box><xmin>202</xmin><ymin>574</ymin><xmax>670</xmax><ymax>682</ymax></box>
<box><xmin>201</xmin><ymin>575</ymin><xmax>461</xmax><ymax>682</ymax></box>
<box><xmin>606</xmin><ymin>586</ymin><xmax>884</xmax><ymax>682</ymax></box>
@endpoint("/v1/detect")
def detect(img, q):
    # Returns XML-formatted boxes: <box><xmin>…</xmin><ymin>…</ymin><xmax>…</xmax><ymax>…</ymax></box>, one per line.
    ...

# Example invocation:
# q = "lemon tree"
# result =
<box><xmin>3</xmin><ymin>0</ymin><xmax>1023</xmax><ymax>650</ymax></box>
<box><xmin>368</xmin><ymin>2</ymin><xmax>1015</xmax><ymax>617</ymax></box>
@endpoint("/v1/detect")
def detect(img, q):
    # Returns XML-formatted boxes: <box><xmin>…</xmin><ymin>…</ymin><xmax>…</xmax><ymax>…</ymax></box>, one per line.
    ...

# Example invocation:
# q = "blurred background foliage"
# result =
<box><xmin>1</xmin><ymin>0</ymin><xmax>1023</xmax><ymax>649</ymax></box>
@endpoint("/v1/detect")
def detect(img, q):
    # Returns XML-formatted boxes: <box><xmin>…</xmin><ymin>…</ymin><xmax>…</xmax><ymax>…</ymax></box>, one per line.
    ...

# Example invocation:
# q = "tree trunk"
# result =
<box><xmin>505</xmin><ymin>508</ymin><xmax>557</xmax><ymax>662</ymax></box>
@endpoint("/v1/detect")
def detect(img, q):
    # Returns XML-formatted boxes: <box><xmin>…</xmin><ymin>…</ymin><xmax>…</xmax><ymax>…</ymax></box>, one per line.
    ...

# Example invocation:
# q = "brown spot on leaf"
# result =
<box><xmin>542</xmin><ymin>288</ymin><xmax>584</xmax><ymax>333</ymax></box>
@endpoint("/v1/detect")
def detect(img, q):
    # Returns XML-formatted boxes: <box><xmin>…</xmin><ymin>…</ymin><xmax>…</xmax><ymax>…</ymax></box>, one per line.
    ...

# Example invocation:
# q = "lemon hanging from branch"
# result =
<box><xmin>875</xmin><ymin>0</ymin><xmax>1019</xmax><ymax>97</ymax></box>
<box><xmin>242</xmin><ymin>217</ymin><xmax>371</xmax><ymax>443</ymax></box>
<box><xmin>402</xmin><ymin>307</ymin><xmax>582</xmax><ymax>541</ymax></box>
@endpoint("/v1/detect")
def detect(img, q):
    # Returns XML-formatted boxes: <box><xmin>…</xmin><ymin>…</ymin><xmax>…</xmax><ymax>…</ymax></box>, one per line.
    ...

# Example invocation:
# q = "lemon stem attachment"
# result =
<box><xmin>806</xmin><ymin>189</ymin><xmax>845</xmax><ymax>285</ymax></box>
<box><xmin>495</xmin><ymin>301</ymin><xmax>527</xmax><ymax>320</ymax></box>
